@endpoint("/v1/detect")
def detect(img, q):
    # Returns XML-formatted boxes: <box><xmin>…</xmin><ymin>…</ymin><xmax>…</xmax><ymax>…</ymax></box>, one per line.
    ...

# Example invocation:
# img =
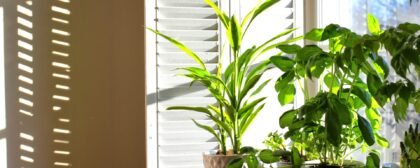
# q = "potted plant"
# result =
<box><xmin>258</xmin><ymin>131</ymin><xmax>306</xmax><ymax>167</ymax></box>
<box><xmin>375</xmin><ymin>16</ymin><xmax>420</xmax><ymax>168</ymax></box>
<box><xmin>148</xmin><ymin>0</ymin><xmax>301</xmax><ymax>167</ymax></box>
<box><xmin>400</xmin><ymin>124</ymin><xmax>420</xmax><ymax>168</ymax></box>
<box><xmin>271</xmin><ymin>14</ymin><xmax>394</xmax><ymax>167</ymax></box>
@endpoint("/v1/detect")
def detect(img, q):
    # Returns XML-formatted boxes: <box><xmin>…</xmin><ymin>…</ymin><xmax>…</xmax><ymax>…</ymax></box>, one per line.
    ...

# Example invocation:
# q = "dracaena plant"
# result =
<box><xmin>148</xmin><ymin>0</ymin><xmax>301</xmax><ymax>157</ymax></box>
<box><xmin>273</xmin><ymin>14</ymin><xmax>393</xmax><ymax>166</ymax></box>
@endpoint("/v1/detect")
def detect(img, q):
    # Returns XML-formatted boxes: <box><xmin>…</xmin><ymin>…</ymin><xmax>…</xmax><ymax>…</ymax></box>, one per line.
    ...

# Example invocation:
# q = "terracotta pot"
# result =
<box><xmin>203</xmin><ymin>152</ymin><xmax>240</xmax><ymax>168</ymax></box>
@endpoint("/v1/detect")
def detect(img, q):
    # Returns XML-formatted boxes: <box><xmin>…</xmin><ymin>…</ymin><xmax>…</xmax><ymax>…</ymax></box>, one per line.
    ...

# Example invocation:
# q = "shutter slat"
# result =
<box><xmin>158</xmin><ymin>0</ymin><xmax>217</xmax><ymax>7</ymax></box>
<box><xmin>158</xmin><ymin>52</ymin><xmax>218</xmax><ymax>64</ymax></box>
<box><xmin>159</xmin><ymin>110</ymin><xmax>209</xmax><ymax>121</ymax></box>
<box><xmin>157</xmin><ymin>7</ymin><xmax>216</xmax><ymax>19</ymax></box>
<box><xmin>158</xmin><ymin>30</ymin><xmax>218</xmax><ymax>41</ymax></box>
<box><xmin>158</xmin><ymin>41</ymin><xmax>218</xmax><ymax>52</ymax></box>
<box><xmin>157</xmin><ymin>19</ymin><xmax>218</xmax><ymax>30</ymax></box>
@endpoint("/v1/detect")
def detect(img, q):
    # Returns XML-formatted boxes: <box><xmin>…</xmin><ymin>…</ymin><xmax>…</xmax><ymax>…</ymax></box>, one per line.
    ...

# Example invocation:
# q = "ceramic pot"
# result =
<box><xmin>203</xmin><ymin>151</ymin><xmax>240</xmax><ymax>168</ymax></box>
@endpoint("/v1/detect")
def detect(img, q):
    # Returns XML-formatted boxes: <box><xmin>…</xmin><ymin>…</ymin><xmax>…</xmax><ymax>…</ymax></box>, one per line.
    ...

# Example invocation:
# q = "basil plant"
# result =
<box><xmin>274</xmin><ymin>14</ymin><xmax>395</xmax><ymax>166</ymax></box>
<box><xmin>149</xmin><ymin>0</ymin><xmax>301</xmax><ymax>157</ymax></box>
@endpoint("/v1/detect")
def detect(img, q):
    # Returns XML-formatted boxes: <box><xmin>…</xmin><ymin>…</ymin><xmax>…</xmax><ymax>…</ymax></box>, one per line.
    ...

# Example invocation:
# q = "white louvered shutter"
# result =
<box><xmin>154</xmin><ymin>0</ymin><xmax>220</xmax><ymax>168</ymax></box>
<box><xmin>149</xmin><ymin>0</ymin><xmax>302</xmax><ymax>167</ymax></box>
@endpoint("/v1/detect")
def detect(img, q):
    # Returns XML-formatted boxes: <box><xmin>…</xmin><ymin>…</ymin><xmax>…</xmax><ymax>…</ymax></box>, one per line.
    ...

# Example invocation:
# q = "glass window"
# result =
<box><xmin>319</xmin><ymin>0</ymin><xmax>420</xmax><ymax>164</ymax></box>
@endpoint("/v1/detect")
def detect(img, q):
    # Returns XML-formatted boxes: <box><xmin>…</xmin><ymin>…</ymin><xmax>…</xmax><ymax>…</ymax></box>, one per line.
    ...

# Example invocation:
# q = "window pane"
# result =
<box><xmin>319</xmin><ymin>0</ymin><xmax>420</xmax><ymax>164</ymax></box>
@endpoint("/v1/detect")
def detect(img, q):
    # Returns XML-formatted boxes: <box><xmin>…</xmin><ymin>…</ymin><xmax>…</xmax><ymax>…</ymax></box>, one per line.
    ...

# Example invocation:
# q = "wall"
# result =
<box><xmin>4</xmin><ymin>0</ymin><xmax>147</xmax><ymax>167</ymax></box>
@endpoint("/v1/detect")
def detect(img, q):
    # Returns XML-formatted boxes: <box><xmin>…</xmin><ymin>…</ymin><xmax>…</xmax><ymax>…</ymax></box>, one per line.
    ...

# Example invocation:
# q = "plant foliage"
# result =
<box><xmin>149</xmin><ymin>1</ymin><xmax>301</xmax><ymax>165</ymax></box>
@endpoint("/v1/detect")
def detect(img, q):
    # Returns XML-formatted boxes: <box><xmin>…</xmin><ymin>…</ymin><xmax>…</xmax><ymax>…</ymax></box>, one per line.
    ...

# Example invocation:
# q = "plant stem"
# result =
<box><xmin>346</xmin><ymin>68</ymin><xmax>360</xmax><ymax>101</ymax></box>
<box><xmin>298</xmin><ymin>78</ymin><xmax>309</xmax><ymax>101</ymax></box>
<box><xmin>343</xmin><ymin>146</ymin><xmax>362</xmax><ymax>159</ymax></box>
<box><xmin>329</xmin><ymin>65</ymin><xmax>335</xmax><ymax>93</ymax></box>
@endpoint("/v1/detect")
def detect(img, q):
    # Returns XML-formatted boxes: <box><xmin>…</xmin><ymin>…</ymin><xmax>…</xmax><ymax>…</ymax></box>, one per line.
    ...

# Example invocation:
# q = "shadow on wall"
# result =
<box><xmin>8</xmin><ymin>0</ymin><xmax>73</xmax><ymax>167</ymax></box>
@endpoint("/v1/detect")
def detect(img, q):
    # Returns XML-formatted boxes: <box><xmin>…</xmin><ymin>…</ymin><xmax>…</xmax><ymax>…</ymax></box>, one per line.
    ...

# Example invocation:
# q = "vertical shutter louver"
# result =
<box><xmin>155</xmin><ymin>0</ymin><xmax>219</xmax><ymax>168</ymax></box>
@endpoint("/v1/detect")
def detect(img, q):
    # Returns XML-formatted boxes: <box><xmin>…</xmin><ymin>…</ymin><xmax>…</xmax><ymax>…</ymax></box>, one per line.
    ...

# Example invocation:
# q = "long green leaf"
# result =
<box><xmin>192</xmin><ymin>119</ymin><xmax>222</xmax><ymax>146</ymax></box>
<box><xmin>238</xmin><ymin>97</ymin><xmax>266</xmax><ymax>115</ymax></box>
<box><xmin>248</xmin><ymin>0</ymin><xmax>281</xmax><ymax>28</ymax></box>
<box><xmin>147</xmin><ymin>28</ymin><xmax>206</xmax><ymax>69</ymax></box>
<box><xmin>239</xmin><ymin>74</ymin><xmax>263</xmax><ymax>101</ymax></box>
<box><xmin>240</xmin><ymin>104</ymin><xmax>265</xmax><ymax>136</ymax></box>
<box><xmin>167</xmin><ymin>106</ymin><xmax>211</xmax><ymax>115</ymax></box>
<box><xmin>204</xmin><ymin>0</ymin><xmax>230</xmax><ymax>28</ymax></box>
<box><xmin>250</xmin><ymin>79</ymin><xmax>271</xmax><ymax>97</ymax></box>
<box><xmin>227</xmin><ymin>15</ymin><xmax>242</xmax><ymax>53</ymax></box>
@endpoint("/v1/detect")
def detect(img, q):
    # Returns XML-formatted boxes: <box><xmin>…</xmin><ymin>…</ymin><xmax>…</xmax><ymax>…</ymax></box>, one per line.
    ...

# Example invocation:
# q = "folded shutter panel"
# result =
<box><xmin>154</xmin><ymin>1</ymin><xmax>219</xmax><ymax>168</ymax></box>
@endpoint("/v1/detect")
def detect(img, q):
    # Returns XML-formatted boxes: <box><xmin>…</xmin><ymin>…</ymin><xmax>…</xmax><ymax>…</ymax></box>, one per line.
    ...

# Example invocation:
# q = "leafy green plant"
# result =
<box><xmin>274</xmin><ymin>14</ymin><xmax>396</xmax><ymax>166</ymax></box>
<box><xmin>377</xmin><ymin>22</ymin><xmax>420</xmax><ymax>122</ymax></box>
<box><xmin>148</xmin><ymin>0</ymin><xmax>301</xmax><ymax>163</ymax></box>
<box><xmin>263</xmin><ymin>131</ymin><xmax>287</xmax><ymax>151</ymax></box>
<box><xmin>400</xmin><ymin>124</ymin><xmax>420</xmax><ymax>168</ymax></box>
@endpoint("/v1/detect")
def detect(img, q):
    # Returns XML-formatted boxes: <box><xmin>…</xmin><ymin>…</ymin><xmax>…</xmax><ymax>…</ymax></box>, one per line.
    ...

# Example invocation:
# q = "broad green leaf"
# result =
<box><xmin>270</xmin><ymin>56</ymin><xmax>295</xmax><ymax>72</ymax></box>
<box><xmin>397</xmin><ymin>22</ymin><xmax>420</xmax><ymax>33</ymax></box>
<box><xmin>291</xmin><ymin>147</ymin><xmax>303</xmax><ymax>166</ymax></box>
<box><xmin>326</xmin><ymin>108</ymin><xmax>342</xmax><ymax>146</ymax></box>
<box><xmin>343</xmin><ymin>32</ymin><xmax>362</xmax><ymax>47</ymax></box>
<box><xmin>288</xmin><ymin>119</ymin><xmax>306</xmax><ymax>130</ymax></box>
<box><xmin>375</xmin><ymin>133</ymin><xmax>389</xmax><ymax>148</ymax></box>
<box><xmin>366</xmin><ymin>108</ymin><xmax>381</xmax><ymax>130</ymax></box>
<box><xmin>296</xmin><ymin>45</ymin><xmax>323</xmax><ymax>62</ymax></box>
<box><xmin>327</xmin><ymin>93</ymin><xmax>351</xmax><ymax>125</ymax></box>
<box><xmin>278</xmin><ymin>84</ymin><xmax>295</xmax><ymax>105</ymax></box>
<box><xmin>277</xmin><ymin>44</ymin><xmax>301</xmax><ymax>54</ymax></box>
<box><xmin>366</xmin><ymin>152</ymin><xmax>380</xmax><ymax>168</ymax></box>
<box><xmin>324</xmin><ymin>73</ymin><xmax>340</xmax><ymax>94</ymax></box>
<box><xmin>258</xmin><ymin>149</ymin><xmax>281</xmax><ymax>163</ymax></box>
<box><xmin>227</xmin><ymin>157</ymin><xmax>244</xmax><ymax>168</ymax></box>
<box><xmin>192</xmin><ymin>119</ymin><xmax>222</xmax><ymax>145</ymax></box>
<box><xmin>275</xmin><ymin>71</ymin><xmax>294</xmax><ymax>92</ymax></box>
<box><xmin>392</xmin><ymin>97</ymin><xmax>408</xmax><ymax>122</ymax></box>
<box><xmin>279</xmin><ymin>109</ymin><xmax>297</xmax><ymax>128</ymax></box>
<box><xmin>367</xmin><ymin>13</ymin><xmax>381</xmax><ymax>35</ymax></box>
<box><xmin>227</xmin><ymin>15</ymin><xmax>242</xmax><ymax>53</ymax></box>
<box><xmin>204</xmin><ymin>0</ymin><xmax>230</xmax><ymax>27</ymax></box>
<box><xmin>358</xmin><ymin>115</ymin><xmax>375</xmax><ymax>146</ymax></box>
<box><xmin>304</xmin><ymin>28</ymin><xmax>324</xmax><ymax>41</ymax></box>
<box><xmin>322</xmin><ymin>24</ymin><xmax>348</xmax><ymax>40</ymax></box>
<box><xmin>415</xmin><ymin>99</ymin><xmax>420</xmax><ymax>114</ymax></box>
<box><xmin>367</xmin><ymin>73</ymin><xmax>382</xmax><ymax>95</ymax></box>
<box><xmin>350</xmin><ymin>86</ymin><xmax>372</xmax><ymax>108</ymax></box>
<box><xmin>147</xmin><ymin>28</ymin><xmax>206</xmax><ymax>69</ymax></box>
<box><xmin>245</xmin><ymin>155</ymin><xmax>259</xmax><ymax>168</ymax></box>
<box><xmin>240</xmin><ymin>146</ymin><xmax>257</xmax><ymax>154</ymax></box>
